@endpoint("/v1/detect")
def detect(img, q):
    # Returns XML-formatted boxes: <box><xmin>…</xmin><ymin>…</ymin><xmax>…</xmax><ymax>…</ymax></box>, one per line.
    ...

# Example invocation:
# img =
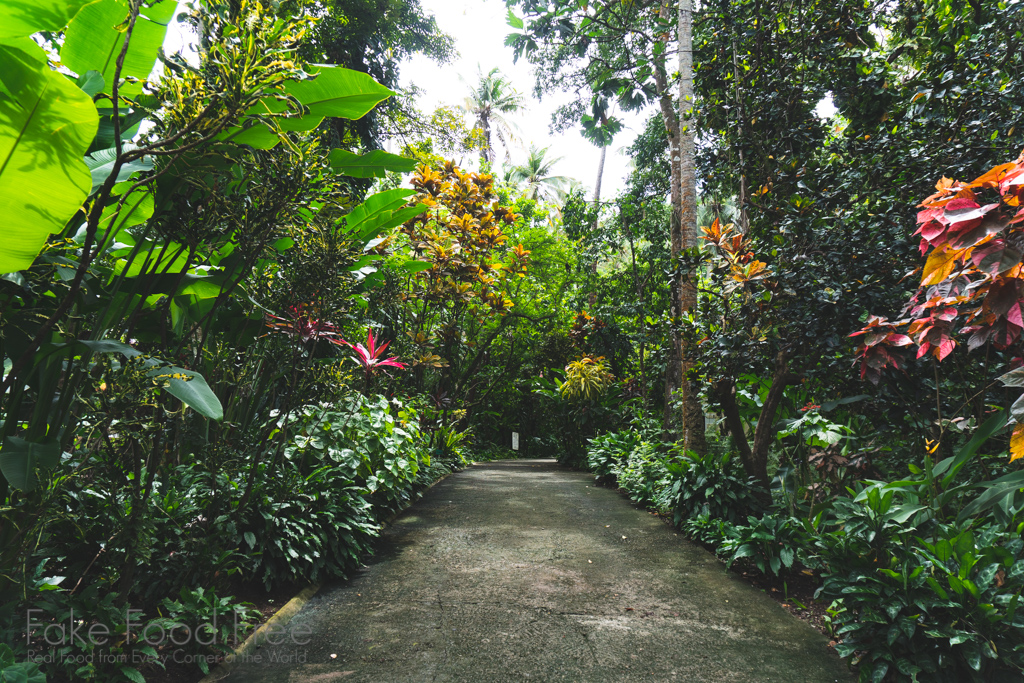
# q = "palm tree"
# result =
<box><xmin>510</xmin><ymin>145</ymin><xmax>572</xmax><ymax>202</ymax></box>
<box><xmin>463</xmin><ymin>67</ymin><xmax>523</xmax><ymax>167</ymax></box>
<box><xmin>580</xmin><ymin>96</ymin><xmax>623</xmax><ymax>209</ymax></box>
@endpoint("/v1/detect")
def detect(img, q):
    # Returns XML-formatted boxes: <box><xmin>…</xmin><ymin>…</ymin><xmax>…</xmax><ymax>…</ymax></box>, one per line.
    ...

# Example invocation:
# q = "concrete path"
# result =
<box><xmin>218</xmin><ymin>459</ymin><xmax>852</xmax><ymax>682</ymax></box>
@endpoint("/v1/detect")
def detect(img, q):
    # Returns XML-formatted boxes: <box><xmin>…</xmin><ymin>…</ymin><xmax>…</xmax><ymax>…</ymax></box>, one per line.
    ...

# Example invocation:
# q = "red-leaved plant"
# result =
<box><xmin>265</xmin><ymin>304</ymin><xmax>346</xmax><ymax>346</ymax></box>
<box><xmin>851</xmin><ymin>149</ymin><xmax>1024</xmax><ymax>459</ymax></box>
<box><xmin>343</xmin><ymin>329</ymin><xmax>407</xmax><ymax>395</ymax></box>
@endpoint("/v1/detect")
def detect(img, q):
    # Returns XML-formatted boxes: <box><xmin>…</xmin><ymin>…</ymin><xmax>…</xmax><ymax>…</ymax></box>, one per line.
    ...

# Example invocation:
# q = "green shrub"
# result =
<box><xmin>284</xmin><ymin>394</ymin><xmax>428</xmax><ymax>516</ymax></box>
<box><xmin>815</xmin><ymin>485</ymin><xmax>1024</xmax><ymax>682</ymax></box>
<box><xmin>473</xmin><ymin>443</ymin><xmax>521</xmax><ymax>461</ymax></box>
<box><xmin>616</xmin><ymin>442</ymin><xmax>676</xmax><ymax>511</ymax></box>
<box><xmin>0</xmin><ymin>644</ymin><xmax>44</xmax><ymax>683</ymax></box>
<box><xmin>680</xmin><ymin>513</ymin><xmax>738</xmax><ymax>547</ymax></box>
<box><xmin>586</xmin><ymin>430</ymin><xmax>641</xmax><ymax>480</ymax></box>
<box><xmin>240</xmin><ymin>464</ymin><xmax>379</xmax><ymax>589</ymax></box>
<box><xmin>720</xmin><ymin>513</ymin><xmax>810</xmax><ymax>576</ymax></box>
<box><xmin>664</xmin><ymin>451</ymin><xmax>765</xmax><ymax>527</ymax></box>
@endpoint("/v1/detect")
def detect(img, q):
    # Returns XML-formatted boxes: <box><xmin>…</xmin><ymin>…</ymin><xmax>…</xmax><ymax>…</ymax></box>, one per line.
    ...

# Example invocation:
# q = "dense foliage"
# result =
<box><xmin>3</xmin><ymin>0</ymin><xmax>1024</xmax><ymax>680</ymax></box>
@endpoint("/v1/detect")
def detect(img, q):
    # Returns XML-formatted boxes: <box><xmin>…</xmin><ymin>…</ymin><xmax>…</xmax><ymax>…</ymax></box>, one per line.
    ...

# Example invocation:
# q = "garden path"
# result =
<box><xmin>215</xmin><ymin>459</ymin><xmax>852</xmax><ymax>682</ymax></box>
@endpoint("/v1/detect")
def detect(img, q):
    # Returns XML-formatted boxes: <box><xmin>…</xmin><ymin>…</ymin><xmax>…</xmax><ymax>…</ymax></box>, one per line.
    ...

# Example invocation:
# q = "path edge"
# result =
<box><xmin>197</xmin><ymin>467</ymin><xmax>458</xmax><ymax>682</ymax></box>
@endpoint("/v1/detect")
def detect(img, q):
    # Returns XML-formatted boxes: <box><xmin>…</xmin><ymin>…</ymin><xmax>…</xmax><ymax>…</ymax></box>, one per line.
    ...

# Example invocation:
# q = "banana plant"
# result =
<box><xmin>0</xmin><ymin>0</ymin><xmax>421</xmax><ymax>598</ymax></box>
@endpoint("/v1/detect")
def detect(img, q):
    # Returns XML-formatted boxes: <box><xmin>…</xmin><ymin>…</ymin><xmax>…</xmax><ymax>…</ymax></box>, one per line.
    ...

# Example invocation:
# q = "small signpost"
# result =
<box><xmin>511</xmin><ymin>432</ymin><xmax>519</xmax><ymax>451</ymax></box>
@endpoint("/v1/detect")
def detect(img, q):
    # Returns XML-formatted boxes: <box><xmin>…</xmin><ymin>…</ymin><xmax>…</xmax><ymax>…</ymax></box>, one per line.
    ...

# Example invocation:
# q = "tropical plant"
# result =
<box><xmin>722</xmin><ymin>513</ymin><xmax>808</xmax><ymax>577</ymax></box>
<box><xmin>560</xmin><ymin>355</ymin><xmax>614</xmax><ymax>402</ymax></box>
<box><xmin>851</xmin><ymin>153</ymin><xmax>1024</xmax><ymax>458</ymax></box>
<box><xmin>664</xmin><ymin>450</ymin><xmax>765</xmax><ymax>527</ymax></box>
<box><xmin>510</xmin><ymin>145</ymin><xmax>571</xmax><ymax>202</ymax></box>
<box><xmin>463</xmin><ymin>67</ymin><xmax>523</xmax><ymax>166</ymax></box>
<box><xmin>343</xmin><ymin>329</ymin><xmax>408</xmax><ymax>395</ymax></box>
<box><xmin>394</xmin><ymin>161</ymin><xmax>529</xmax><ymax>397</ymax></box>
<box><xmin>586</xmin><ymin>429</ymin><xmax>641</xmax><ymax>481</ymax></box>
<box><xmin>580</xmin><ymin>95</ymin><xmax>623</xmax><ymax>207</ymax></box>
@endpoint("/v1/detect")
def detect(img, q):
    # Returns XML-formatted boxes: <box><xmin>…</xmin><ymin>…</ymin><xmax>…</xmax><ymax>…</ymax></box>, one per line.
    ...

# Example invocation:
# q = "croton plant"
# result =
<box><xmin>851</xmin><ymin>150</ymin><xmax>1024</xmax><ymax>458</ymax></box>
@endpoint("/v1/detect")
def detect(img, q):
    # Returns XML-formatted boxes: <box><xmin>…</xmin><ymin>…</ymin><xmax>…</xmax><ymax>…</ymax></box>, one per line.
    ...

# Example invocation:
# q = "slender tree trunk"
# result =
<box><xmin>675</xmin><ymin>0</ymin><xmax>707</xmax><ymax>452</ymax></box>
<box><xmin>481</xmin><ymin>116</ymin><xmax>493</xmax><ymax>166</ymax></box>
<box><xmin>586</xmin><ymin>145</ymin><xmax>607</xmax><ymax>307</ymax></box>
<box><xmin>654</xmin><ymin>2</ymin><xmax>682</xmax><ymax>435</ymax></box>
<box><xmin>732</xmin><ymin>38</ymin><xmax>749</xmax><ymax>233</ymax></box>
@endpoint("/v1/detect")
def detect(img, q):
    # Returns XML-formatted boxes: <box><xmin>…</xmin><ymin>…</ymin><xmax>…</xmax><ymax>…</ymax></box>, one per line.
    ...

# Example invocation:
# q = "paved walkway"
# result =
<box><xmin>218</xmin><ymin>459</ymin><xmax>852</xmax><ymax>682</ymax></box>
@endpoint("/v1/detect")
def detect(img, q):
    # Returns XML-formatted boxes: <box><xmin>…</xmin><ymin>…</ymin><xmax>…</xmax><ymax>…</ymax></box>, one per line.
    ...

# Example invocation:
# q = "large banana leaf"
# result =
<box><xmin>85</xmin><ymin>144</ymin><xmax>153</xmax><ymax>192</ymax></box>
<box><xmin>60</xmin><ymin>0</ymin><xmax>177</xmax><ymax>97</ymax></box>
<box><xmin>328</xmin><ymin>148</ymin><xmax>417</xmax><ymax>178</ymax></box>
<box><xmin>222</xmin><ymin>66</ymin><xmax>394</xmax><ymax>149</ymax></box>
<box><xmin>0</xmin><ymin>0</ymin><xmax>98</xmax><ymax>40</ymax></box>
<box><xmin>289</xmin><ymin>65</ymin><xmax>395</xmax><ymax>119</ymax></box>
<box><xmin>343</xmin><ymin>189</ymin><xmax>426</xmax><ymax>243</ymax></box>
<box><xmin>0</xmin><ymin>40</ymin><xmax>98</xmax><ymax>273</ymax></box>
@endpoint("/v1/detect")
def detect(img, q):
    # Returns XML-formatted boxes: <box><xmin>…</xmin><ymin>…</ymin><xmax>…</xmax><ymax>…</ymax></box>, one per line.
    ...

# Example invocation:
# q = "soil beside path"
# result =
<box><xmin>216</xmin><ymin>459</ymin><xmax>852</xmax><ymax>682</ymax></box>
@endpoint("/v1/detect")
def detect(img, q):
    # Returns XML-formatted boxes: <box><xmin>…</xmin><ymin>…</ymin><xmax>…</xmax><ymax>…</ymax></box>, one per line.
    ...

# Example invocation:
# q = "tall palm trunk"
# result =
<box><xmin>677</xmin><ymin>0</ymin><xmax>705</xmax><ymax>453</ymax></box>
<box><xmin>480</xmin><ymin>115</ymin><xmax>493</xmax><ymax>166</ymax></box>
<box><xmin>653</xmin><ymin>0</ymin><xmax>705</xmax><ymax>452</ymax></box>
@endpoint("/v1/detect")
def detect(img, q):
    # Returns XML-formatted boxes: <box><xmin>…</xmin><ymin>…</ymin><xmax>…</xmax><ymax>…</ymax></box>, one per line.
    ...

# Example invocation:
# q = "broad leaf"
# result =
<box><xmin>223</xmin><ymin>66</ymin><xmax>394</xmax><ymax>149</ymax></box>
<box><xmin>342</xmin><ymin>188</ymin><xmax>423</xmax><ymax>243</ymax></box>
<box><xmin>971</xmin><ymin>239</ymin><xmax>1021</xmax><ymax>276</ymax></box>
<box><xmin>1013</xmin><ymin>423</ymin><xmax>1024</xmax><ymax>464</ymax></box>
<box><xmin>76</xmin><ymin>69</ymin><xmax>105</xmax><ymax>97</ymax></box>
<box><xmin>960</xmin><ymin>468</ymin><xmax>1024</xmax><ymax>519</ymax></box>
<box><xmin>328</xmin><ymin>148</ymin><xmax>417</xmax><ymax>178</ymax></box>
<box><xmin>933</xmin><ymin>410</ymin><xmax>1008</xmax><ymax>487</ymax></box>
<box><xmin>44</xmin><ymin>338</ymin><xmax>141</xmax><ymax>359</ymax></box>
<box><xmin>145</xmin><ymin>364</ymin><xmax>223</xmax><ymax>420</ymax></box>
<box><xmin>0</xmin><ymin>41</ymin><xmax>98</xmax><ymax>273</ymax></box>
<box><xmin>61</xmin><ymin>0</ymin><xmax>178</xmax><ymax>97</ymax></box>
<box><xmin>287</xmin><ymin>65</ymin><xmax>394</xmax><ymax>119</ymax></box>
<box><xmin>921</xmin><ymin>247</ymin><xmax>962</xmax><ymax>286</ymax></box>
<box><xmin>85</xmin><ymin>145</ymin><xmax>153</xmax><ymax>193</ymax></box>
<box><xmin>0</xmin><ymin>0</ymin><xmax>98</xmax><ymax>40</ymax></box>
<box><xmin>394</xmin><ymin>260</ymin><xmax>433</xmax><ymax>273</ymax></box>
<box><xmin>0</xmin><ymin>436</ymin><xmax>61</xmax><ymax>491</ymax></box>
<box><xmin>997</xmin><ymin>367</ymin><xmax>1024</xmax><ymax>388</ymax></box>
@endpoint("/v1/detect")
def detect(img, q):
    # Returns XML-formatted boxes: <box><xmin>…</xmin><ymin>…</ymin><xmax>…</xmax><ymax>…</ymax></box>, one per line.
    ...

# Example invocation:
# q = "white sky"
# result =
<box><xmin>399</xmin><ymin>0</ymin><xmax>647</xmax><ymax>200</ymax></box>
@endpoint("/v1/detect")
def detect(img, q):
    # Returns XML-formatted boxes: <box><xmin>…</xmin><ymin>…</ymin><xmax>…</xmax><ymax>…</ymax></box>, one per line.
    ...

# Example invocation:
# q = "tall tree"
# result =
<box><xmin>580</xmin><ymin>96</ymin><xmax>623</xmax><ymax>209</ymax></box>
<box><xmin>463</xmin><ymin>67</ymin><xmax>524</xmax><ymax>167</ymax></box>
<box><xmin>507</xmin><ymin>0</ymin><xmax>706</xmax><ymax>451</ymax></box>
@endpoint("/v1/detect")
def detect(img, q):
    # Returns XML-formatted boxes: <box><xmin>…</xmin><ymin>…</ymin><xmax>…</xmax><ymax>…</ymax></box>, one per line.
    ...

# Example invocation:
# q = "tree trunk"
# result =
<box><xmin>676</xmin><ymin>0</ymin><xmax>706</xmax><ymax>453</ymax></box>
<box><xmin>593</xmin><ymin>144</ymin><xmax>606</xmax><ymax>210</ymax></box>
<box><xmin>653</xmin><ymin>2</ymin><xmax>682</xmax><ymax>435</ymax></box>
<box><xmin>480</xmin><ymin>116</ymin><xmax>493</xmax><ymax>166</ymax></box>
<box><xmin>732</xmin><ymin>37</ymin><xmax>749</xmax><ymax>233</ymax></box>
<box><xmin>714</xmin><ymin>351</ymin><xmax>801</xmax><ymax>500</ymax></box>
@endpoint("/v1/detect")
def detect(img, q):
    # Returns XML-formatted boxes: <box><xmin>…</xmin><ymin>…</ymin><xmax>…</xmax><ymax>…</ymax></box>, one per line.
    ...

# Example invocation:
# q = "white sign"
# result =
<box><xmin>511</xmin><ymin>432</ymin><xmax>519</xmax><ymax>451</ymax></box>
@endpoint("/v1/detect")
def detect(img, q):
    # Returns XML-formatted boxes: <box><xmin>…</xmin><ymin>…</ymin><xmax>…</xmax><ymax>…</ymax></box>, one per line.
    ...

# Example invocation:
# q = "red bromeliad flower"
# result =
<box><xmin>343</xmin><ymin>329</ymin><xmax>407</xmax><ymax>395</ymax></box>
<box><xmin>265</xmin><ymin>304</ymin><xmax>346</xmax><ymax>346</ymax></box>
